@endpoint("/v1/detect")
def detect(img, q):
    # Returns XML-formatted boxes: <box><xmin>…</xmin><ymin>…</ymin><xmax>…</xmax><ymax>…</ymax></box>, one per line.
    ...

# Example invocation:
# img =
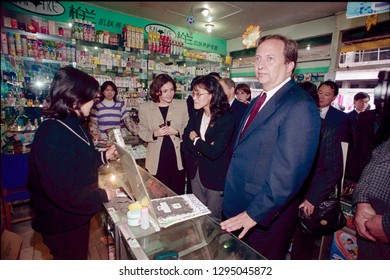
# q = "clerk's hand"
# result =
<box><xmin>220</xmin><ymin>211</ymin><xmax>257</xmax><ymax>239</ymax></box>
<box><xmin>105</xmin><ymin>188</ymin><xmax>116</xmax><ymax>201</ymax></box>
<box><xmin>105</xmin><ymin>145</ymin><xmax>118</xmax><ymax>160</ymax></box>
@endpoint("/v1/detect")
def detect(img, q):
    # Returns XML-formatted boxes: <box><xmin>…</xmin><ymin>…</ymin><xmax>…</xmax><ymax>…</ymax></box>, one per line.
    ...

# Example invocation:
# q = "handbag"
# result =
<box><xmin>297</xmin><ymin>183</ymin><xmax>346</xmax><ymax>236</ymax></box>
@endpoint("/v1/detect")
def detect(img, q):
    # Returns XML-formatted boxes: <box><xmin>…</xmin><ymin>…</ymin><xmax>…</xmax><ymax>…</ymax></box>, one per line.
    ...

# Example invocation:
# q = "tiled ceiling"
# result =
<box><xmin>84</xmin><ymin>2</ymin><xmax>348</xmax><ymax>40</ymax></box>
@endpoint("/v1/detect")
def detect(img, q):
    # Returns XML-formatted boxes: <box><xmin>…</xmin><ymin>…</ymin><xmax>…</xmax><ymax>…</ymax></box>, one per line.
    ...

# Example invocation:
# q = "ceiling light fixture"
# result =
<box><xmin>205</xmin><ymin>23</ymin><xmax>214</xmax><ymax>33</ymax></box>
<box><xmin>306</xmin><ymin>44</ymin><xmax>311</xmax><ymax>51</ymax></box>
<box><xmin>201</xmin><ymin>8</ymin><xmax>210</xmax><ymax>17</ymax></box>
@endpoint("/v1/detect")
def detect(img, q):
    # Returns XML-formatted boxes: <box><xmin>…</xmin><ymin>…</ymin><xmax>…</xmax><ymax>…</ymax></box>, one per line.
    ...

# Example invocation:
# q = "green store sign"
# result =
<box><xmin>4</xmin><ymin>1</ymin><xmax>226</xmax><ymax>55</ymax></box>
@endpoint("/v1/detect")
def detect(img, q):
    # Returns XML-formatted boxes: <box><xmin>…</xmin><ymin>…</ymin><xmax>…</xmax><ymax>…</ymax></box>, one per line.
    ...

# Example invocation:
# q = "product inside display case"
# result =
<box><xmin>131</xmin><ymin>216</ymin><xmax>264</xmax><ymax>260</ymax></box>
<box><xmin>99</xmin><ymin>144</ymin><xmax>266</xmax><ymax>260</ymax></box>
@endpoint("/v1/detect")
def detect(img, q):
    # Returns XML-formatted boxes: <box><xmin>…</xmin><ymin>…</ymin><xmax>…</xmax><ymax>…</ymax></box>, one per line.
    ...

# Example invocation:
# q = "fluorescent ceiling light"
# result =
<box><xmin>205</xmin><ymin>23</ymin><xmax>214</xmax><ymax>33</ymax></box>
<box><xmin>202</xmin><ymin>8</ymin><xmax>210</xmax><ymax>17</ymax></box>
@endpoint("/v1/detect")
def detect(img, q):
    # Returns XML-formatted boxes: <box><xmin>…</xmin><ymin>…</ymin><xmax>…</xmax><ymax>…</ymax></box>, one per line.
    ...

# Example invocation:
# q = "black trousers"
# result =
<box><xmin>42</xmin><ymin>222</ymin><xmax>90</xmax><ymax>260</ymax></box>
<box><xmin>290</xmin><ymin>225</ymin><xmax>320</xmax><ymax>260</ymax></box>
<box><xmin>242</xmin><ymin>225</ymin><xmax>296</xmax><ymax>260</ymax></box>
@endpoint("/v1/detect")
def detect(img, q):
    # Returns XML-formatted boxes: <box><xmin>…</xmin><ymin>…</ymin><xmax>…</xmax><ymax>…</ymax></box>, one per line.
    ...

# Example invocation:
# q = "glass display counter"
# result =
<box><xmin>99</xmin><ymin>144</ymin><xmax>266</xmax><ymax>260</ymax></box>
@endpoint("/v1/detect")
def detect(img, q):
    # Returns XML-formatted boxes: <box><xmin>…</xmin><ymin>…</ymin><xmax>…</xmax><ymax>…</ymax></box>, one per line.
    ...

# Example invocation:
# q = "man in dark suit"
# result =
<box><xmin>290</xmin><ymin>82</ymin><xmax>344</xmax><ymax>259</ymax></box>
<box><xmin>344</xmin><ymin>92</ymin><xmax>377</xmax><ymax>183</ymax></box>
<box><xmin>221</xmin><ymin>34</ymin><xmax>321</xmax><ymax>259</ymax></box>
<box><xmin>219</xmin><ymin>77</ymin><xmax>248</xmax><ymax>154</ymax></box>
<box><xmin>317</xmin><ymin>80</ymin><xmax>348</xmax><ymax>141</ymax></box>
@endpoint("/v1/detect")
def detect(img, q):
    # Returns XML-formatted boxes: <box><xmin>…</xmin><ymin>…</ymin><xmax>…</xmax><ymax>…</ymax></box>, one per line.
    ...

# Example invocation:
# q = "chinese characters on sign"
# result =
<box><xmin>69</xmin><ymin>5</ymin><xmax>122</xmax><ymax>29</ymax></box>
<box><xmin>177</xmin><ymin>31</ymin><xmax>219</xmax><ymax>51</ymax></box>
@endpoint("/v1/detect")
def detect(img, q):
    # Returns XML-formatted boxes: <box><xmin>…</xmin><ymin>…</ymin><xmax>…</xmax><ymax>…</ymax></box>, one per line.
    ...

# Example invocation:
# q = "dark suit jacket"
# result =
<box><xmin>182</xmin><ymin>110</ymin><xmax>235</xmax><ymax>191</ymax></box>
<box><xmin>303</xmin><ymin>119</ymin><xmax>343</xmax><ymax>206</ymax></box>
<box><xmin>186</xmin><ymin>95</ymin><xmax>196</xmax><ymax>119</ymax></box>
<box><xmin>325</xmin><ymin>106</ymin><xmax>348</xmax><ymax>141</ymax></box>
<box><xmin>345</xmin><ymin>110</ymin><xmax>359</xmax><ymax>145</ymax></box>
<box><xmin>345</xmin><ymin>109</ymin><xmax>377</xmax><ymax>182</ymax></box>
<box><xmin>229</xmin><ymin>99</ymin><xmax>248</xmax><ymax>153</ymax></box>
<box><xmin>223</xmin><ymin>78</ymin><xmax>321</xmax><ymax>231</ymax></box>
<box><xmin>231</xmin><ymin>98</ymin><xmax>248</xmax><ymax>124</ymax></box>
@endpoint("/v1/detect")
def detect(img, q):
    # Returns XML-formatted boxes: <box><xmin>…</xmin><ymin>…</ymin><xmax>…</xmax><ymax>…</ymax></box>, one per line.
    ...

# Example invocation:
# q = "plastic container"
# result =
<box><xmin>127</xmin><ymin>209</ymin><xmax>141</xmax><ymax>227</ymax></box>
<box><xmin>140</xmin><ymin>207</ymin><xmax>150</xmax><ymax>230</ymax></box>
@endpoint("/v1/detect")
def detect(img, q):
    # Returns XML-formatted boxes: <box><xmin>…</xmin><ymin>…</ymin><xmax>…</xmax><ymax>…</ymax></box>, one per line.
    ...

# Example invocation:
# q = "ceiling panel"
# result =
<box><xmin>84</xmin><ymin>2</ymin><xmax>348</xmax><ymax>40</ymax></box>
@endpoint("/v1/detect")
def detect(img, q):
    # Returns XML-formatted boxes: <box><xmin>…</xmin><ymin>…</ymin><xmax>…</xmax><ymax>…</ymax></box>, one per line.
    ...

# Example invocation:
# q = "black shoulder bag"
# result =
<box><xmin>297</xmin><ymin>182</ymin><xmax>347</xmax><ymax>236</ymax></box>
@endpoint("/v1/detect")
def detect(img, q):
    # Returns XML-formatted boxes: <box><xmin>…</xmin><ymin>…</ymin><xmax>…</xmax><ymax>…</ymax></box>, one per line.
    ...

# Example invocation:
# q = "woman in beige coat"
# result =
<box><xmin>138</xmin><ymin>74</ymin><xmax>189</xmax><ymax>195</ymax></box>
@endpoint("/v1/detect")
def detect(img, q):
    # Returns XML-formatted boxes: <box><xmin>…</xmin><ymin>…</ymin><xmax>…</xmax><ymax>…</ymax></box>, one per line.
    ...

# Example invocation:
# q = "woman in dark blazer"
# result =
<box><xmin>182</xmin><ymin>75</ymin><xmax>235</xmax><ymax>223</ymax></box>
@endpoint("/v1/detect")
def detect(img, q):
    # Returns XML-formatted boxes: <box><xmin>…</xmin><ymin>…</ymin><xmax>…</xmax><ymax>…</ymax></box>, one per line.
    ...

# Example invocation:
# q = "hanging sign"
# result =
<box><xmin>242</xmin><ymin>25</ymin><xmax>262</xmax><ymax>49</ymax></box>
<box><xmin>11</xmin><ymin>1</ymin><xmax>65</xmax><ymax>16</ymax></box>
<box><xmin>346</xmin><ymin>2</ymin><xmax>390</xmax><ymax>19</ymax></box>
<box><xmin>145</xmin><ymin>24</ymin><xmax>176</xmax><ymax>37</ymax></box>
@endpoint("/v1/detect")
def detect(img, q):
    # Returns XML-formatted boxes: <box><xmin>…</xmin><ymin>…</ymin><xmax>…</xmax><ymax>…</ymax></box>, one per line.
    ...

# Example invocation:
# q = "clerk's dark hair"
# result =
<box><xmin>193</xmin><ymin>75</ymin><xmax>229</xmax><ymax>123</ymax></box>
<box><xmin>44</xmin><ymin>66</ymin><xmax>99</xmax><ymax>120</ymax></box>
<box><xmin>149</xmin><ymin>74</ymin><xmax>176</xmax><ymax>103</ymax></box>
<box><xmin>100</xmin><ymin>80</ymin><xmax>118</xmax><ymax>102</ymax></box>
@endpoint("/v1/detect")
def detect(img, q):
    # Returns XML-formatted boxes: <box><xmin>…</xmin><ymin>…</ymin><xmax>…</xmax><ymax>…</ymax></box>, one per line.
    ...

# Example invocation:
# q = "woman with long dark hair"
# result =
<box><xmin>182</xmin><ymin>75</ymin><xmax>235</xmax><ymax>222</ymax></box>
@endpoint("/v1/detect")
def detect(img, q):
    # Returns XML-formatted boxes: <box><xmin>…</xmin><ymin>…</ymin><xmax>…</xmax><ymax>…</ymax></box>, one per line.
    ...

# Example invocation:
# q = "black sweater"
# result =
<box><xmin>28</xmin><ymin>116</ymin><xmax>108</xmax><ymax>234</ymax></box>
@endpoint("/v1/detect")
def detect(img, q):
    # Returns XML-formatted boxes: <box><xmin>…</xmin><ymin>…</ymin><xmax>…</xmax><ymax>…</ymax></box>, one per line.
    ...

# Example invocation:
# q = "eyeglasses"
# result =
<box><xmin>192</xmin><ymin>91</ymin><xmax>209</xmax><ymax>98</ymax></box>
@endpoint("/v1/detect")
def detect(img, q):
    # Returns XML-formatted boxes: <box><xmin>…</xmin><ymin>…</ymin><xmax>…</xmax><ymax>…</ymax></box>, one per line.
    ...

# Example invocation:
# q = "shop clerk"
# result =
<box><xmin>28</xmin><ymin>66</ymin><xmax>117</xmax><ymax>260</ymax></box>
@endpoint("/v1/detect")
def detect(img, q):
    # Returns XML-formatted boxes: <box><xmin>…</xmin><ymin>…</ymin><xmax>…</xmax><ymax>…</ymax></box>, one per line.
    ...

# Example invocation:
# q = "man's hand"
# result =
<box><xmin>354</xmin><ymin>203</ymin><xmax>376</xmax><ymax>241</ymax></box>
<box><xmin>299</xmin><ymin>199</ymin><xmax>315</xmax><ymax>216</ymax></box>
<box><xmin>366</xmin><ymin>215</ymin><xmax>389</xmax><ymax>243</ymax></box>
<box><xmin>105</xmin><ymin>188</ymin><xmax>117</xmax><ymax>201</ymax></box>
<box><xmin>220</xmin><ymin>211</ymin><xmax>257</xmax><ymax>239</ymax></box>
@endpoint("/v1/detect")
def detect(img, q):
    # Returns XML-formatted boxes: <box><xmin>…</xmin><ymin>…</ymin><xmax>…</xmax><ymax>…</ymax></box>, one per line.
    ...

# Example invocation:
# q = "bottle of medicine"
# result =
<box><xmin>127</xmin><ymin>209</ymin><xmax>141</xmax><ymax>227</ymax></box>
<box><xmin>140</xmin><ymin>207</ymin><xmax>150</xmax><ymax>230</ymax></box>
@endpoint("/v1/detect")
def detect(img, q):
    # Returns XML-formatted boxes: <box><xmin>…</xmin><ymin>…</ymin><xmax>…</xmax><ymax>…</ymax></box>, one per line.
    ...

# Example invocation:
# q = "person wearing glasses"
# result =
<box><xmin>138</xmin><ymin>74</ymin><xmax>189</xmax><ymax>195</ymax></box>
<box><xmin>182</xmin><ymin>75</ymin><xmax>235</xmax><ymax>222</ymax></box>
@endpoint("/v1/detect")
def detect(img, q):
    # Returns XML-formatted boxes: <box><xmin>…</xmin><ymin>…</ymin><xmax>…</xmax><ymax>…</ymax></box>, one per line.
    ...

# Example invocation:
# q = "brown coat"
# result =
<box><xmin>138</xmin><ymin>99</ymin><xmax>189</xmax><ymax>175</ymax></box>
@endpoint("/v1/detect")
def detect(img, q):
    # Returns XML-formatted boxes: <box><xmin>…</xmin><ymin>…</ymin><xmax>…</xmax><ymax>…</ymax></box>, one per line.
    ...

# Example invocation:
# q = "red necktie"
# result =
<box><xmin>240</xmin><ymin>92</ymin><xmax>267</xmax><ymax>138</ymax></box>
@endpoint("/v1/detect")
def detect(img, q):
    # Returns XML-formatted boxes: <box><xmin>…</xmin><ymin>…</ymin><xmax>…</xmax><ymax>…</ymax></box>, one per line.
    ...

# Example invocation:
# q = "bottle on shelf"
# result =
<box><xmin>33</xmin><ymin>98</ymin><xmax>40</xmax><ymax>107</ymax></box>
<box><xmin>1</xmin><ymin>32</ymin><xmax>9</xmax><ymax>55</ymax></box>
<box><xmin>7</xmin><ymin>32</ymin><xmax>16</xmax><ymax>56</ymax></box>
<box><xmin>21</xmin><ymin>34</ymin><xmax>28</xmax><ymax>56</ymax></box>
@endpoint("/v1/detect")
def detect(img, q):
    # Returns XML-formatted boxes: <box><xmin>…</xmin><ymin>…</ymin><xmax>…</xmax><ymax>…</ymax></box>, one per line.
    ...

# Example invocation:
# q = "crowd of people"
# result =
<box><xmin>27</xmin><ymin>33</ymin><xmax>389</xmax><ymax>260</ymax></box>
